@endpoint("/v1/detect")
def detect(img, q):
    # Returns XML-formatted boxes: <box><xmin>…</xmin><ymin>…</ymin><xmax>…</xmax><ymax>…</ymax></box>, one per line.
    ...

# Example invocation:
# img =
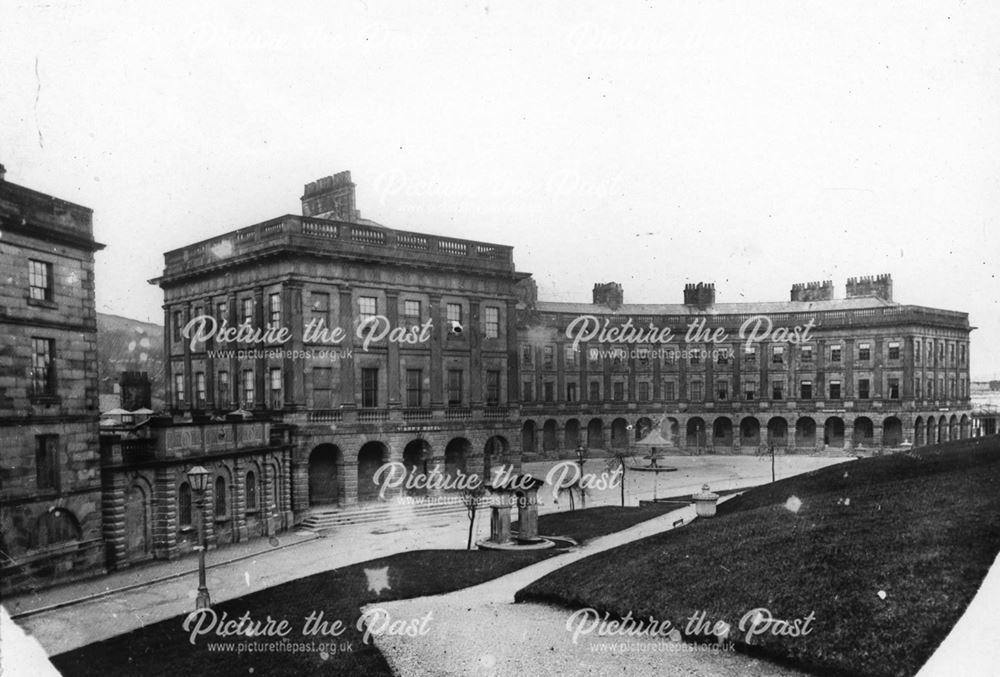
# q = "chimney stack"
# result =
<box><xmin>845</xmin><ymin>274</ymin><xmax>893</xmax><ymax>302</ymax></box>
<box><xmin>683</xmin><ymin>282</ymin><xmax>715</xmax><ymax>309</ymax></box>
<box><xmin>592</xmin><ymin>282</ymin><xmax>624</xmax><ymax>310</ymax></box>
<box><xmin>790</xmin><ymin>280</ymin><xmax>834</xmax><ymax>302</ymax></box>
<box><xmin>301</xmin><ymin>170</ymin><xmax>358</xmax><ymax>222</ymax></box>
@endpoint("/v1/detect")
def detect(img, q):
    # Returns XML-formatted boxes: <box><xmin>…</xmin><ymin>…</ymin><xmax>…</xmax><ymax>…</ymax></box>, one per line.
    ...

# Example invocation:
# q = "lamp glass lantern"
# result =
<box><xmin>187</xmin><ymin>465</ymin><xmax>210</xmax><ymax>493</ymax></box>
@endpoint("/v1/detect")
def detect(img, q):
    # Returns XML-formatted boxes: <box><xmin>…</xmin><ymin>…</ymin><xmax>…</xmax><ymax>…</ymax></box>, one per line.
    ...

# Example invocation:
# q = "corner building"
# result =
<box><xmin>517</xmin><ymin>277</ymin><xmax>974</xmax><ymax>458</ymax></box>
<box><xmin>0</xmin><ymin>168</ymin><xmax>106</xmax><ymax>593</ymax></box>
<box><xmin>152</xmin><ymin>172</ymin><xmax>525</xmax><ymax>515</ymax></box>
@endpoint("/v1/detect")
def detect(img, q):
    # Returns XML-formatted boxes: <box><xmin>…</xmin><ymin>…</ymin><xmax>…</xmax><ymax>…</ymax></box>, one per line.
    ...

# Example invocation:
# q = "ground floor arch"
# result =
<box><xmin>635</xmin><ymin>417</ymin><xmax>654</xmax><ymax>441</ymax></box>
<box><xmin>767</xmin><ymin>417</ymin><xmax>788</xmax><ymax>447</ymax></box>
<box><xmin>883</xmin><ymin>416</ymin><xmax>903</xmax><ymax>447</ymax></box>
<box><xmin>403</xmin><ymin>439</ymin><xmax>431</xmax><ymax>495</ymax></box>
<box><xmin>484</xmin><ymin>435</ymin><xmax>510</xmax><ymax>480</ymax></box>
<box><xmin>824</xmin><ymin>417</ymin><xmax>845</xmax><ymax>448</ymax></box>
<box><xmin>686</xmin><ymin>417</ymin><xmax>706</xmax><ymax>448</ymax></box>
<box><xmin>357</xmin><ymin>441</ymin><xmax>388</xmax><ymax>502</ymax></box>
<box><xmin>740</xmin><ymin>417</ymin><xmax>761</xmax><ymax>447</ymax></box>
<box><xmin>662</xmin><ymin>417</ymin><xmax>680</xmax><ymax>446</ymax></box>
<box><xmin>444</xmin><ymin>437</ymin><xmax>471</xmax><ymax>482</ymax></box>
<box><xmin>713</xmin><ymin>417</ymin><xmax>733</xmax><ymax>447</ymax></box>
<box><xmin>309</xmin><ymin>443</ymin><xmax>343</xmax><ymax>506</ymax></box>
<box><xmin>853</xmin><ymin>417</ymin><xmax>874</xmax><ymax>448</ymax></box>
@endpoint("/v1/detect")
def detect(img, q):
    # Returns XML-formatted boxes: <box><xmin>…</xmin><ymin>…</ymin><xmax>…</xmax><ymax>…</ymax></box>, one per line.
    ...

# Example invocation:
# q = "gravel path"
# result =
<box><xmin>371</xmin><ymin>597</ymin><xmax>806</xmax><ymax>677</ymax></box>
<box><xmin>363</xmin><ymin>503</ymin><xmax>807</xmax><ymax>677</ymax></box>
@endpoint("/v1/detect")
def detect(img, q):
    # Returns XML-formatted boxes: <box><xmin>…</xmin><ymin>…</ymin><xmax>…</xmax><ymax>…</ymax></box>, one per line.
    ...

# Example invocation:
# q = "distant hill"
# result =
<box><xmin>97</xmin><ymin>312</ymin><xmax>165</xmax><ymax>408</ymax></box>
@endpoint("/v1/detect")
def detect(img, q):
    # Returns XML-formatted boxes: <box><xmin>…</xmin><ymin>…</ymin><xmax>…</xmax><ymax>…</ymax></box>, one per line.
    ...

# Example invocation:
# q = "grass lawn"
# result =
<box><xmin>522</xmin><ymin>502</ymin><xmax>681</xmax><ymax>543</ymax></box>
<box><xmin>516</xmin><ymin>437</ymin><xmax>1000</xmax><ymax>677</ymax></box>
<box><xmin>51</xmin><ymin>503</ymin><xmax>675</xmax><ymax>676</ymax></box>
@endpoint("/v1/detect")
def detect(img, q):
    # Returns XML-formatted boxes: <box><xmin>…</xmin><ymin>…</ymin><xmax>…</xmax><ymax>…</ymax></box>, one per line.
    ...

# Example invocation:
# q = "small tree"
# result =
<box><xmin>606</xmin><ymin>452</ymin><xmax>632</xmax><ymax>507</ymax></box>
<box><xmin>461</xmin><ymin>486</ymin><xmax>486</xmax><ymax>550</ymax></box>
<box><xmin>755</xmin><ymin>443</ymin><xmax>776</xmax><ymax>483</ymax></box>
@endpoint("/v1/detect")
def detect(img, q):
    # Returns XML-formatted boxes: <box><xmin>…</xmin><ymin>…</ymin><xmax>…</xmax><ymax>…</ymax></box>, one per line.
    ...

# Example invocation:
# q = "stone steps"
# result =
<box><xmin>297</xmin><ymin>494</ymin><xmax>491</xmax><ymax>533</ymax></box>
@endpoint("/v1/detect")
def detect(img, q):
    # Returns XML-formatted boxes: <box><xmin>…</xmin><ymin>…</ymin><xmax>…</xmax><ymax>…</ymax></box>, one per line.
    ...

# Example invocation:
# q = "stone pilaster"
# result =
<box><xmin>101</xmin><ymin>469</ymin><xmax>128</xmax><ymax>570</ymax></box>
<box><xmin>233</xmin><ymin>457</ymin><xmax>248</xmax><ymax>541</ymax></box>
<box><xmin>153</xmin><ymin>468</ymin><xmax>179</xmax><ymax>560</ymax></box>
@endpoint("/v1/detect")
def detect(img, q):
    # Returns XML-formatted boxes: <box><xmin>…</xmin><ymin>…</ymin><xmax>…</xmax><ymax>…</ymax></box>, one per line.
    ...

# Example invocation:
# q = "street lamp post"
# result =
<box><xmin>575</xmin><ymin>445</ymin><xmax>587</xmax><ymax>510</ymax></box>
<box><xmin>187</xmin><ymin>465</ymin><xmax>211</xmax><ymax>610</ymax></box>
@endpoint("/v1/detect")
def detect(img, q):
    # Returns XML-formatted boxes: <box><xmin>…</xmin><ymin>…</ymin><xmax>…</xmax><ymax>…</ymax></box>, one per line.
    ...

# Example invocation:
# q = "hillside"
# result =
<box><xmin>96</xmin><ymin>312</ymin><xmax>165</xmax><ymax>408</ymax></box>
<box><xmin>517</xmin><ymin>438</ymin><xmax>1000</xmax><ymax>677</ymax></box>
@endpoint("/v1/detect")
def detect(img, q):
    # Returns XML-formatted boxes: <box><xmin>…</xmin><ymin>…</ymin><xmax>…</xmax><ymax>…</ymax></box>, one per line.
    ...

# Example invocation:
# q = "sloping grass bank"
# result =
<box><xmin>516</xmin><ymin>437</ymin><xmax>1000</xmax><ymax>677</ymax></box>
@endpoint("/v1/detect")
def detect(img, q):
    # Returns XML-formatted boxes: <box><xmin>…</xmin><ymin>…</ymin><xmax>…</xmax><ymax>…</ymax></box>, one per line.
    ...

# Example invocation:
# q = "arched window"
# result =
<box><xmin>179</xmin><ymin>482</ymin><xmax>192</xmax><ymax>526</ymax></box>
<box><xmin>246</xmin><ymin>471</ymin><xmax>257</xmax><ymax>511</ymax></box>
<box><xmin>214</xmin><ymin>476</ymin><xmax>227</xmax><ymax>518</ymax></box>
<box><xmin>34</xmin><ymin>508</ymin><xmax>81</xmax><ymax>549</ymax></box>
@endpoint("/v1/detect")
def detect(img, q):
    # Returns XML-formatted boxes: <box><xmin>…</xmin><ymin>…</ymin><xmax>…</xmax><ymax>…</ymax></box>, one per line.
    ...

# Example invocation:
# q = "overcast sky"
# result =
<box><xmin>2</xmin><ymin>1</ymin><xmax>998</xmax><ymax>378</ymax></box>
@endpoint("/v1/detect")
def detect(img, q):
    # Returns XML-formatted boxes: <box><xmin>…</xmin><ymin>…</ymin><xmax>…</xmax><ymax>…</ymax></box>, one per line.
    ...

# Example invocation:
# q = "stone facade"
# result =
<box><xmin>0</xmin><ymin>171</ymin><xmax>107</xmax><ymax>593</ymax></box>
<box><xmin>151</xmin><ymin>173</ymin><xmax>526</xmax><ymax>516</ymax></box>
<box><xmin>151</xmin><ymin>171</ymin><xmax>975</xmax><ymax>525</ymax></box>
<box><xmin>99</xmin><ymin>419</ymin><xmax>292</xmax><ymax>570</ymax></box>
<box><xmin>518</xmin><ymin>277</ymin><xmax>973</xmax><ymax>459</ymax></box>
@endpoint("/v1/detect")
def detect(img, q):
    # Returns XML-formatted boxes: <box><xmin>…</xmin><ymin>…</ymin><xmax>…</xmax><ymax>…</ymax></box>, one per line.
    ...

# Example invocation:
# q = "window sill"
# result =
<box><xmin>245</xmin><ymin>509</ymin><xmax>260</xmax><ymax>515</ymax></box>
<box><xmin>27</xmin><ymin>298</ymin><xmax>58</xmax><ymax>310</ymax></box>
<box><xmin>214</xmin><ymin>516</ymin><xmax>230</xmax><ymax>524</ymax></box>
<box><xmin>179</xmin><ymin>525</ymin><xmax>195</xmax><ymax>533</ymax></box>
<box><xmin>29</xmin><ymin>395</ymin><xmax>62</xmax><ymax>406</ymax></box>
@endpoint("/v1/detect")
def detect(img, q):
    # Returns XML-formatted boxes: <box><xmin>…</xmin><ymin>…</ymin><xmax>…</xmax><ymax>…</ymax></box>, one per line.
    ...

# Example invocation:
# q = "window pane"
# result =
<box><xmin>484</xmin><ymin>307</ymin><xmax>499</xmax><ymax>338</ymax></box>
<box><xmin>269</xmin><ymin>293</ymin><xmax>281</xmax><ymax>325</ymax></box>
<box><xmin>362</xmin><ymin>368</ymin><xmax>379</xmax><ymax>407</ymax></box>
<box><xmin>448</xmin><ymin>369</ymin><xmax>463</xmax><ymax>405</ymax></box>
<box><xmin>359</xmin><ymin>296</ymin><xmax>377</xmax><ymax>320</ymax></box>
<box><xmin>29</xmin><ymin>260</ymin><xmax>52</xmax><ymax>301</ymax></box>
